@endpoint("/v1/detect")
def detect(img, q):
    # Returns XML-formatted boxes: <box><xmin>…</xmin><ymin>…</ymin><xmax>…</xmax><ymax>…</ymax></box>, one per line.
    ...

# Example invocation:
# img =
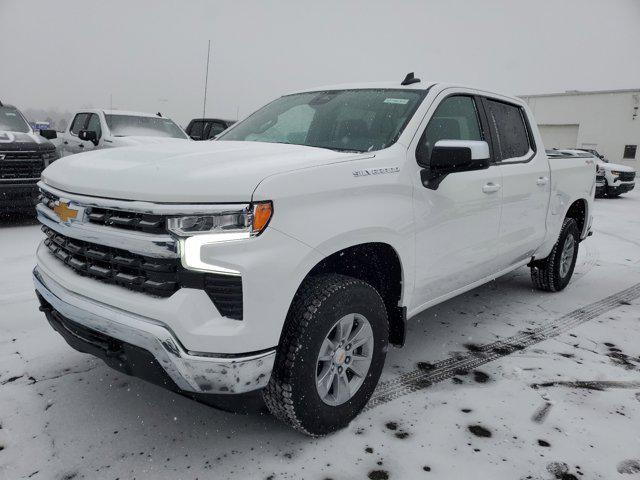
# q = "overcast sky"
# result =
<box><xmin>2</xmin><ymin>0</ymin><xmax>639</xmax><ymax>126</ymax></box>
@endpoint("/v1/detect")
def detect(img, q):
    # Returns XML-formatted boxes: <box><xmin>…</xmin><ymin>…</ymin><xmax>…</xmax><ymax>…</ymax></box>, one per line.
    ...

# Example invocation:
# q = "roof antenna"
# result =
<box><xmin>401</xmin><ymin>72</ymin><xmax>420</xmax><ymax>86</ymax></box>
<box><xmin>0</xmin><ymin>100</ymin><xmax>3</xmax><ymax>107</ymax></box>
<box><xmin>156</xmin><ymin>112</ymin><xmax>162</xmax><ymax>117</ymax></box>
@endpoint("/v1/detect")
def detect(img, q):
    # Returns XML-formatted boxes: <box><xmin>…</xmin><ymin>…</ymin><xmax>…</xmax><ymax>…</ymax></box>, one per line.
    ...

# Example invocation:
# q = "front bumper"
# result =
<box><xmin>33</xmin><ymin>266</ymin><xmax>275</xmax><ymax>394</ymax></box>
<box><xmin>608</xmin><ymin>182</ymin><xmax>635</xmax><ymax>195</ymax></box>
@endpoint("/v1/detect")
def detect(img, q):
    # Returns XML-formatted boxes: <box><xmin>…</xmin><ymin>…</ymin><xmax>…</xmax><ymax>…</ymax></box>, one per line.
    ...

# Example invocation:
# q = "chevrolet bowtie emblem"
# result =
<box><xmin>53</xmin><ymin>202</ymin><xmax>78</xmax><ymax>222</ymax></box>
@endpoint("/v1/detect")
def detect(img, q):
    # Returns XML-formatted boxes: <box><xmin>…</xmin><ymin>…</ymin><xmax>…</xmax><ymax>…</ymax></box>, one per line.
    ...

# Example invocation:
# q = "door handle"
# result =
<box><xmin>63</xmin><ymin>141</ymin><xmax>68</xmax><ymax>145</ymax></box>
<box><xmin>536</xmin><ymin>176</ymin><xmax>549</xmax><ymax>186</ymax></box>
<box><xmin>78</xmin><ymin>144</ymin><xmax>84</xmax><ymax>148</ymax></box>
<box><xmin>482</xmin><ymin>182</ymin><xmax>501</xmax><ymax>194</ymax></box>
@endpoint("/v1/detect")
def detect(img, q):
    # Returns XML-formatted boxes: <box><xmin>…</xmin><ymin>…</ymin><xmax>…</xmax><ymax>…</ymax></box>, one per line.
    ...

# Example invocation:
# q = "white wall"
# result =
<box><xmin>522</xmin><ymin>91</ymin><xmax>640</xmax><ymax>167</ymax></box>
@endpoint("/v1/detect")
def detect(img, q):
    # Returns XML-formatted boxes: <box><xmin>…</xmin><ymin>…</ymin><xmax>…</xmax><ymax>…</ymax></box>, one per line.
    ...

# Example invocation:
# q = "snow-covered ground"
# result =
<box><xmin>1</xmin><ymin>191</ymin><xmax>640</xmax><ymax>480</ymax></box>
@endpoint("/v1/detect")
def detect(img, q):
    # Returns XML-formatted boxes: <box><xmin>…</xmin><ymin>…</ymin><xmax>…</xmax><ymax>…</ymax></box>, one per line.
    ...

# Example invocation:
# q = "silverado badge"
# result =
<box><xmin>53</xmin><ymin>202</ymin><xmax>79</xmax><ymax>223</ymax></box>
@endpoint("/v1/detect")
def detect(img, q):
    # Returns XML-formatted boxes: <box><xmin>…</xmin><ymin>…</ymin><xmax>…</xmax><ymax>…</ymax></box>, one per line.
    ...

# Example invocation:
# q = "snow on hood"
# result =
<box><xmin>598</xmin><ymin>159</ymin><xmax>635</xmax><ymax>173</ymax></box>
<box><xmin>109</xmin><ymin>136</ymin><xmax>190</xmax><ymax>146</ymax></box>
<box><xmin>0</xmin><ymin>130</ymin><xmax>53</xmax><ymax>146</ymax></box>
<box><xmin>42</xmin><ymin>140</ymin><xmax>366</xmax><ymax>202</ymax></box>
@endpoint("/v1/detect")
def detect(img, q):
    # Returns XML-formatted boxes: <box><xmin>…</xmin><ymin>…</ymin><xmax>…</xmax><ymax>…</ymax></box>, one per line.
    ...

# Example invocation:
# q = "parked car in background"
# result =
<box><xmin>34</xmin><ymin>77</ymin><xmax>596</xmax><ymax>435</ymax></box>
<box><xmin>557</xmin><ymin>149</ymin><xmax>635</xmax><ymax>197</ymax></box>
<box><xmin>0</xmin><ymin>101</ymin><xmax>58</xmax><ymax>213</ymax></box>
<box><xmin>53</xmin><ymin>110</ymin><xmax>189</xmax><ymax>157</ymax></box>
<box><xmin>185</xmin><ymin>118</ymin><xmax>235</xmax><ymax>140</ymax></box>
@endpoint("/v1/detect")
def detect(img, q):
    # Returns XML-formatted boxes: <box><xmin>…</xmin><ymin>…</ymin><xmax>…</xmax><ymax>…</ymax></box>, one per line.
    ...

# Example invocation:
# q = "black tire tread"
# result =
<box><xmin>262</xmin><ymin>273</ymin><xmax>385</xmax><ymax>436</ymax></box>
<box><xmin>530</xmin><ymin>217</ymin><xmax>579</xmax><ymax>292</ymax></box>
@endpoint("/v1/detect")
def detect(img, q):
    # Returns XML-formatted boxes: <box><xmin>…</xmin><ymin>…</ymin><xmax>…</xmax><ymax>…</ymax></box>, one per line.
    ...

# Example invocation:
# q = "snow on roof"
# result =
<box><xmin>289</xmin><ymin>80</ymin><xmax>436</xmax><ymax>94</ymax></box>
<box><xmin>101</xmin><ymin>109</ymin><xmax>165</xmax><ymax>118</ymax></box>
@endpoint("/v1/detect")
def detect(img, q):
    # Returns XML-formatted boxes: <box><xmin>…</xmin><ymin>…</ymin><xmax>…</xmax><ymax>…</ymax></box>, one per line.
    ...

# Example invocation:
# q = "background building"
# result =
<box><xmin>521</xmin><ymin>89</ymin><xmax>640</xmax><ymax>167</ymax></box>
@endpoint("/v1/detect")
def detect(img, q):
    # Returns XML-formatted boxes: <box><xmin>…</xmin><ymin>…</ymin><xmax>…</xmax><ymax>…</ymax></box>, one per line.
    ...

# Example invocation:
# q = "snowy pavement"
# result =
<box><xmin>1</xmin><ymin>192</ymin><xmax>640</xmax><ymax>480</ymax></box>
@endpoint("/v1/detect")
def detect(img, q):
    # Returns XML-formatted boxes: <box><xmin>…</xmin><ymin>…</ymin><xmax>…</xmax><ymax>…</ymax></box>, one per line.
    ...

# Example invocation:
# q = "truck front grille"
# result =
<box><xmin>42</xmin><ymin>225</ymin><xmax>178</xmax><ymax>297</ymax></box>
<box><xmin>39</xmin><ymin>189</ymin><xmax>166</xmax><ymax>235</ymax></box>
<box><xmin>41</xmin><ymin>225</ymin><xmax>243</xmax><ymax>318</ymax></box>
<box><xmin>619</xmin><ymin>171</ymin><xmax>636</xmax><ymax>182</ymax></box>
<box><xmin>0</xmin><ymin>151</ymin><xmax>44</xmax><ymax>180</ymax></box>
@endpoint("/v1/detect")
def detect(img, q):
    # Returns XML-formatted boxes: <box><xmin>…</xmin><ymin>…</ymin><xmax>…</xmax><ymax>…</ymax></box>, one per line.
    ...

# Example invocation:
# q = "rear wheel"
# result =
<box><xmin>530</xmin><ymin>218</ymin><xmax>580</xmax><ymax>292</ymax></box>
<box><xmin>263</xmin><ymin>274</ymin><xmax>388</xmax><ymax>436</ymax></box>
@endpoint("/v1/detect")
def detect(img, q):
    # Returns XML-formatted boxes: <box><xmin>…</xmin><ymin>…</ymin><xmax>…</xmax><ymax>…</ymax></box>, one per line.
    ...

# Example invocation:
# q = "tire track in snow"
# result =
<box><xmin>572</xmin><ymin>240</ymin><xmax>598</xmax><ymax>281</ymax></box>
<box><xmin>366</xmin><ymin>281</ymin><xmax>640</xmax><ymax>410</ymax></box>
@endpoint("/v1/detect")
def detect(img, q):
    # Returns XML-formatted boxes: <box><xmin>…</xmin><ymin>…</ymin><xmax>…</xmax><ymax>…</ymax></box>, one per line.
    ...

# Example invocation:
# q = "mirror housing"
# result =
<box><xmin>429</xmin><ymin>140</ymin><xmax>490</xmax><ymax>172</ymax></box>
<box><xmin>39</xmin><ymin>129</ymin><xmax>57</xmax><ymax>140</ymax></box>
<box><xmin>78</xmin><ymin>129</ymin><xmax>99</xmax><ymax>146</ymax></box>
<box><xmin>419</xmin><ymin>140</ymin><xmax>490</xmax><ymax>189</ymax></box>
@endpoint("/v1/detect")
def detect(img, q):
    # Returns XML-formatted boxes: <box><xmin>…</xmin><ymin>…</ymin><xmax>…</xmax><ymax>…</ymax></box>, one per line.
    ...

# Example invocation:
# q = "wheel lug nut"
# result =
<box><xmin>346</xmin><ymin>344</ymin><xmax>351</xmax><ymax>350</ymax></box>
<box><xmin>345</xmin><ymin>356</ymin><xmax>351</xmax><ymax>364</ymax></box>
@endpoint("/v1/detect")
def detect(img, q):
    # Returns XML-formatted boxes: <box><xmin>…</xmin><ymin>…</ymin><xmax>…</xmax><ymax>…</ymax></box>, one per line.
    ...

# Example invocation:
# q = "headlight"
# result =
<box><xmin>169</xmin><ymin>202</ymin><xmax>273</xmax><ymax>274</ymax></box>
<box><xmin>611</xmin><ymin>170</ymin><xmax>621</xmax><ymax>176</ymax></box>
<box><xmin>167</xmin><ymin>202</ymin><xmax>272</xmax><ymax>238</ymax></box>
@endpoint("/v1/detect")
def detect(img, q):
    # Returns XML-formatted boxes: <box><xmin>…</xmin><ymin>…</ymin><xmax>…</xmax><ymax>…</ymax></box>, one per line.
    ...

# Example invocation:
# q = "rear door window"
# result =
<box><xmin>484</xmin><ymin>99</ymin><xmax>531</xmax><ymax>160</ymax></box>
<box><xmin>70</xmin><ymin>113</ymin><xmax>89</xmax><ymax>135</ymax></box>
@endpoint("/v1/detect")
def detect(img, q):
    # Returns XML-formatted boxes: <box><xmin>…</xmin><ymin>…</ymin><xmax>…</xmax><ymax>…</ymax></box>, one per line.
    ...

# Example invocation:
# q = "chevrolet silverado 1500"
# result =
<box><xmin>33</xmin><ymin>75</ymin><xmax>595</xmax><ymax>435</ymax></box>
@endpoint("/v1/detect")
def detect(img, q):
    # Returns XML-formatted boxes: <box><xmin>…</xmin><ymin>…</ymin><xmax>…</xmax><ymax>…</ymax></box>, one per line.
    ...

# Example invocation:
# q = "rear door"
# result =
<box><xmin>483</xmin><ymin>98</ymin><xmax>550</xmax><ymax>268</ymax></box>
<box><xmin>411</xmin><ymin>92</ymin><xmax>503</xmax><ymax>305</ymax></box>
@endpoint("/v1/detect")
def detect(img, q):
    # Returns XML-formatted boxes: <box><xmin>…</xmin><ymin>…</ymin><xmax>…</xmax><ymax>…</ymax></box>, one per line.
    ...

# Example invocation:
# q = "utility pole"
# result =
<box><xmin>202</xmin><ymin>40</ymin><xmax>211</xmax><ymax>120</ymax></box>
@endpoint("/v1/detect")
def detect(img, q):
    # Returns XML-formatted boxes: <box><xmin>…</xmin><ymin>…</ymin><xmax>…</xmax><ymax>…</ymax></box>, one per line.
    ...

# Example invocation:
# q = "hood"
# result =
<box><xmin>598</xmin><ymin>159</ymin><xmax>635</xmax><ymax>172</ymax></box>
<box><xmin>109</xmin><ymin>136</ymin><xmax>190</xmax><ymax>146</ymax></box>
<box><xmin>42</xmin><ymin>140</ymin><xmax>366</xmax><ymax>202</ymax></box>
<box><xmin>0</xmin><ymin>130</ymin><xmax>55</xmax><ymax>150</ymax></box>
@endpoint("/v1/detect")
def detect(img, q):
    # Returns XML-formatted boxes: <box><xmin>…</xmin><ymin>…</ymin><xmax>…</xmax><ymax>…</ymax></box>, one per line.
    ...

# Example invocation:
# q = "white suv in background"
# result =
<box><xmin>557</xmin><ymin>149</ymin><xmax>636</xmax><ymax>197</ymax></box>
<box><xmin>53</xmin><ymin>109</ymin><xmax>189</xmax><ymax>157</ymax></box>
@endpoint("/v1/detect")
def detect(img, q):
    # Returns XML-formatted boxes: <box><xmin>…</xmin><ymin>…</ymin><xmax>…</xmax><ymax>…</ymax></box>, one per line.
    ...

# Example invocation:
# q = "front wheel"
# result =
<box><xmin>263</xmin><ymin>274</ymin><xmax>388</xmax><ymax>436</ymax></box>
<box><xmin>530</xmin><ymin>217</ymin><xmax>580</xmax><ymax>292</ymax></box>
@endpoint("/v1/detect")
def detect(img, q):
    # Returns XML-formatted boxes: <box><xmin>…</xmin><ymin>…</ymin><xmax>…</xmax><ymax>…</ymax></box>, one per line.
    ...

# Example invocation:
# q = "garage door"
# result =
<box><xmin>538</xmin><ymin>124</ymin><xmax>579</xmax><ymax>149</ymax></box>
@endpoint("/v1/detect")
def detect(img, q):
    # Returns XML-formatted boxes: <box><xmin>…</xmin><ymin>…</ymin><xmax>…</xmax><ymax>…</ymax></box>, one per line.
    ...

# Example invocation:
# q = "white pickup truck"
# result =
<box><xmin>33</xmin><ymin>76</ymin><xmax>595</xmax><ymax>435</ymax></box>
<box><xmin>52</xmin><ymin>109</ymin><xmax>189</xmax><ymax>157</ymax></box>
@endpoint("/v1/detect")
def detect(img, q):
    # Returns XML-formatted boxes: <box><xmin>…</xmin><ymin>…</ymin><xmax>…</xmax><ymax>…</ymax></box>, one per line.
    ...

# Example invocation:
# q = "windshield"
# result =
<box><xmin>105</xmin><ymin>115</ymin><xmax>187</xmax><ymax>139</ymax></box>
<box><xmin>0</xmin><ymin>106</ymin><xmax>31</xmax><ymax>133</ymax></box>
<box><xmin>218</xmin><ymin>89</ymin><xmax>426</xmax><ymax>152</ymax></box>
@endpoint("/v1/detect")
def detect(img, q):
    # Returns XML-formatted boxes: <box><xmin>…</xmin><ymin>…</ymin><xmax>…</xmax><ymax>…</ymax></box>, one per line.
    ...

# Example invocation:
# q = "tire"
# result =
<box><xmin>530</xmin><ymin>217</ymin><xmax>580</xmax><ymax>292</ymax></box>
<box><xmin>263</xmin><ymin>273</ymin><xmax>388</xmax><ymax>436</ymax></box>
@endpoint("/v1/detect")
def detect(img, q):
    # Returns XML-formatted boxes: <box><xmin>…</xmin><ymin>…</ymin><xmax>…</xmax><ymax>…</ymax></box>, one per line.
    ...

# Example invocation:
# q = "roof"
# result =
<box><xmin>520</xmin><ymin>88</ymin><xmax>640</xmax><ymax>98</ymax></box>
<box><xmin>289</xmin><ymin>80</ymin><xmax>436</xmax><ymax>94</ymax></box>
<box><xmin>100</xmin><ymin>109</ymin><xmax>165</xmax><ymax>118</ymax></box>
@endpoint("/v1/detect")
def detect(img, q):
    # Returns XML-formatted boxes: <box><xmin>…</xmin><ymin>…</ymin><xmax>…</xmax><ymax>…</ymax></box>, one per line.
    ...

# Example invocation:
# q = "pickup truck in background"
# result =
<box><xmin>52</xmin><ymin>109</ymin><xmax>190</xmax><ymax>157</ymax></box>
<box><xmin>33</xmin><ymin>75</ymin><xmax>595</xmax><ymax>435</ymax></box>
<box><xmin>185</xmin><ymin>117</ymin><xmax>236</xmax><ymax>140</ymax></box>
<box><xmin>0</xmin><ymin>102</ymin><xmax>58</xmax><ymax>213</ymax></box>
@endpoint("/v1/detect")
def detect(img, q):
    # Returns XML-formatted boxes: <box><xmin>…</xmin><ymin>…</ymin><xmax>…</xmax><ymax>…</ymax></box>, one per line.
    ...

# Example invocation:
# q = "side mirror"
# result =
<box><xmin>419</xmin><ymin>140</ymin><xmax>490</xmax><ymax>189</ymax></box>
<box><xmin>39</xmin><ymin>129</ymin><xmax>57</xmax><ymax>140</ymax></box>
<box><xmin>78</xmin><ymin>129</ymin><xmax>99</xmax><ymax>146</ymax></box>
<box><xmin>430</xmin><ymin>140</ymin><xmax>490</xmax><ymax>172</ymax></box>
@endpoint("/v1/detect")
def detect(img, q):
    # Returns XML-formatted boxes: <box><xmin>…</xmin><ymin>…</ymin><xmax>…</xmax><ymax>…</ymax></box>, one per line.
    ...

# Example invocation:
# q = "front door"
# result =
<box><xmin>411</xmin><ymin>93</ymin><xmax>503</xmax><ymax>309</ymax></box>
<box><xmin>64</xmin><ymin>112</ymin><xmax>89</xmax><ymax>156</ymax></box>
